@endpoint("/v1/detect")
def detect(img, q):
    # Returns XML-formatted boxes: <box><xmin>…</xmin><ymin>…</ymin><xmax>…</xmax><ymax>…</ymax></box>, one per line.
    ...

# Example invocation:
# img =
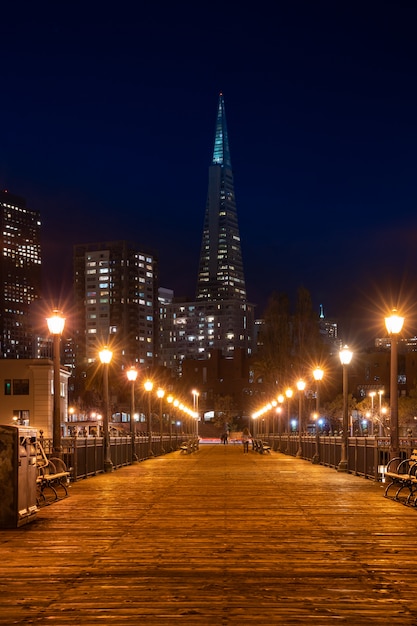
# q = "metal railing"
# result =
<box><xmin>263</xmin><ymin>434</ymin><xmax>417</xmax><ymax>480</ymax></box>
<box><xmin>39</xmin><ymin>433</ymin><xmax>183</xmax><ymax>481</ymax></box>
<box><xmin>38</xmin><ymin>431</ymin><xmax>417</xmax><ymax>483</ymax></box>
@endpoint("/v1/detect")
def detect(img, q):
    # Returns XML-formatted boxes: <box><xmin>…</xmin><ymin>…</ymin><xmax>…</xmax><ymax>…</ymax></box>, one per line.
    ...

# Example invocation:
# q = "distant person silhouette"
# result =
<box><xmin>241</xmin><ymin>427</ymin><xmax>251</xmax><ymax>453</ymax></box>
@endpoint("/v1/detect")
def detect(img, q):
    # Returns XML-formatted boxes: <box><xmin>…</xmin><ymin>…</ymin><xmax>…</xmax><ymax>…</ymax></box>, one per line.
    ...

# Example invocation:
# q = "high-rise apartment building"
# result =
<box><xmin>73</xmin><ymin>241</ymin><xmax>158</xmax><ymax>369</ymax></box>
<box><xmin>159</xmin><ymin>94</ymin><xmax>254</xmax><ymax>373</ymax></box>
<box><xmin>0</xmin><ymin>190</ymin><xmax>42</xmax><ymax>358</ymax></box>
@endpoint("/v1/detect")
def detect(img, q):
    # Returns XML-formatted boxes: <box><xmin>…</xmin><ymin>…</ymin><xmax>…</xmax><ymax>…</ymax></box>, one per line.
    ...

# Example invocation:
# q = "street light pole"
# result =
<box><xmin>312</xmin><ymin>367</ymin><xmax>324</xmax><ymax>464</ymax></box>
<box><xmin>296</xmin><ymin>379</ymin><xmax>306</xmax><ymax>457</ymax></box>
<box><xmin>369</xmin><ymin>391</ymin><xmax>376</xmax><ymax>435</ymax></box>
<box><xmin>338</xmin><ymin>345</ymin><xmax>353</xmax><ymax>472</ymax></box>
<box><xmin>126</xmin><ymin>367</ymin><xmax>138</xmax><ymax>462</ymax></box>
<box><xmin>167</xmin><ymin>394</ymin><xmax>174</xmax><ymax>450</ymax></box>
<box><xmin>277</xmin><ymin>394</ymin><xmax>284</xmax><ymax>451</ymax></box>
<box><xmin>173</xmin><ymin>399</ymin><xmax>179</xmax><ymax>445</ymax></box>
<box><xmin>385</xmin><ymin>309</ymin><xmax>405</xmax><ymax>466</ymax></box>
<box><xmin>144</xmin><ymin>380</ymin><xmax>153</xmax><ymax>457</ymax></box>
<box><xmin>157</xmin><ymin>388</ymin><xmax>165</xmax><ymax>452</ymax></box>
<box><xmin>192</xmin><ymin>389</ymin><xmax>199</xmax><ymax>437</ymax></box>
<box><xmin>46</xmin><ymin>310</ymin><xmax>66</xmax><ymax>458</ymax></box>
<box><xmin>285</xmin><ymin>388</ymin><xmax>293</xmax><ymax>453</ymax></box>
<box><xmin>378</xmin><ymin>389</ymin><xmax>384</xmax><ymax>436</ymax></box>
<box><xmin>99</xmin><ymin>346</ymin><xmax>113</xmax><ymax>473</ymax></box>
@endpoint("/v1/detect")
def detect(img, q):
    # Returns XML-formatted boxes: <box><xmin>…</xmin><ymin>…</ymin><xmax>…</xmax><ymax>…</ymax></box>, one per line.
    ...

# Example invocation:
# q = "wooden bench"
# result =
<box><xmin>180</xmin><ymin>438</ymin><xmax>199</xmax><ymax>454</ymax></box>
<box><xmin>180</xmin><ymin>440</ymin><xmax>190</xmax><ymax>453</ymax></box>
<box><xmin>384</xmin><ymin>450</ymin><xmax>417</xmax><ymax>504</ymax></box>
<box><xmin>36</xmin><ymin>442</ymin><xmax>71</xmax><ymax>505</ymax></box>
<box><xmin>252</xmin><ymin>439</ymin><xmax>271</xmax><ymax>454</ymax></box>
<box><xmin>260</xmin><ymin>441</ymin><xmax>271</xmax><ymax>454</ymax></box>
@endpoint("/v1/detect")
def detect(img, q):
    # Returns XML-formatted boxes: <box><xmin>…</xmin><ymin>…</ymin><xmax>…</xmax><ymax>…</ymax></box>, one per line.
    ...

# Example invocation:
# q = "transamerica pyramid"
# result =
<box><xmin>196</xmin><ymin>93</ymin><xmax>247</xmax><ymax>302</ymax></box>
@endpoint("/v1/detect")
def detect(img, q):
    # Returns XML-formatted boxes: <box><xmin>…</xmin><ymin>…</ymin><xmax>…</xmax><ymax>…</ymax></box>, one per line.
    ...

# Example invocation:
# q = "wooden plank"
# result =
<box><xmin>0</xmin><ymin>445</ymin><xmax>417</xmax><ymax>624</ymax></box>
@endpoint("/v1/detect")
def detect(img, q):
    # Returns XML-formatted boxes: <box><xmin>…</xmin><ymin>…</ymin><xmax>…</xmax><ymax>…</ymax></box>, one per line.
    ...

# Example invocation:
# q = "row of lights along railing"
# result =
<box><xmin>45</xmin><ymin>308</ymin><xmax>198</xmax><ymax>472</ymax></box>
<box><xmin>107</xmin><ymin>360</ymin><xmax>199</xmax><ymax>471</ymax></box>
<box><xmin>47</xmin><ymin>308</ymin><xmax>404</xmax><ymax>471</ymax></box>
<box><xmin>251</xmin><ymin>308</ymin><xmax>404</xmax><ymax>470</ymax></box>
<box><xmin>252</xmin><ymin>370</ymin><xmax>323</xmax><ymax>460</ymax></box>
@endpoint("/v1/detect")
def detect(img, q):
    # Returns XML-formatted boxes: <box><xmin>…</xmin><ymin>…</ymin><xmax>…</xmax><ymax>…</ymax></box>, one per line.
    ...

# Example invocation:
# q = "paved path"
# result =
<box><xmin>1</xmin><ymin>444</ymin><xmax>417</xmax><ymax>625</ymax></box>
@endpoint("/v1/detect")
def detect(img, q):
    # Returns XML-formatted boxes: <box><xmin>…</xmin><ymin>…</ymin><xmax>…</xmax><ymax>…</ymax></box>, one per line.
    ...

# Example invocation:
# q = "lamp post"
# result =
<box><xmin>157</xmin><ymin>388</ymin><xmax>165</xmax><ymax>452</ymax></box>
<box><xmin>296</xmin><ymin>379</ymin><xmax>306</xmax><ymax>457</ymax></box>
<box><xmin>192</xmin><ymin>389</ymin><xmax>199</xmax><ymax>437</ymax></box>
<box><xmin>126</xmin><ymin>367</ymin><xmax>138</xmax><ymax>462</ymax></box>
<box><xmin>312</xmin><ymin>367</ymin><xmax>324</xmax><ymax>464</ymax></box>
<box><xmin>369</xmin><ymin>391</ymin><xmax>376</xmax><ymax>435</ymax></box>
<box><xmin>99</xmin><ymin>346</ymin><xmax>113</xmax><ymax>472</ymax></box>
<box><xmin>275</xmin><ymin>405</ymin><xmax>281</xmax><ymax>450</ymax></box>
<box><xmin>381</xmin><ymin>406</ymin><xmax>388</xmax><ymax>435</ymax></box>
<box><xmin>271</xmin><ymin>400</ymin><xmax>277</xmax><ymax>438</ymax></box>
<box><xmin>144</xmin><ymin>380</ymin><xmax>153</xmax><ymax>457</ymax></box>
<box><xmin>385</xmin><ymin>309</ymin><xmax>405</xmax><ymax>465</ymax></box>
<box><xmin>277</xmin><ymin>394</ymin><xmax>284</xmax><ymax>450</ymax></box>
<box><xmin>46</xmin><ymin>310</ymin><xmax>66</xmax><ymax>458</ymax></box>
<box><xmin>167</xmin><ymin>394</ymin><xmax>174</xmax><ymax>450</ymax></box>
<box><xmin>378</xmin><ymin>390</ymin><xmax>384</xmax><ymax>436</ymax></box>
<box><xmin>338</xmin><ymin>345</ymin><xmax>353</xmax><ymax>472</ymax></box>
<box><xmin>285</xmin><ymin>388</ymin><xmax>293</xmax><ymax>453</ymax></box>
<box><xmin>173</xmin><ymin>399</ymin><xmax>180</xmax><ymax>443</ymax></box>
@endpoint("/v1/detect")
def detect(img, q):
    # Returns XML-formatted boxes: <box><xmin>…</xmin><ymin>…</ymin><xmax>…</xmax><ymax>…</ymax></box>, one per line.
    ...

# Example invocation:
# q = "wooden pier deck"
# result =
<box><xmin>1</xmin><ymin>444</ymin><xmax>417</xmax><ymax>625</ymax></box>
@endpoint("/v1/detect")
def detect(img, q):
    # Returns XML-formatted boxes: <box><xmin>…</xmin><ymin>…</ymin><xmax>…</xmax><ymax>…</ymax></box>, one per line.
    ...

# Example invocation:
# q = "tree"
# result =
<box><xmin>253</xmin><ymin>287</ymin><xmax>327</xmax><ymax>402</ymax></box>
<box><xmin>213</xmin><ymin>394</ymin><xmax>238</xmax><ymax>431</ymax></box>
<box><xmin>324</xmin><ymin>393</ymin><xmax>357</xmax><ymax>433</ymax></box>
<box><xmin>293</xmin><ymin>286</ymin><xmax>325</xmax><ymax>372</ymax></box>
<box><xmin>252</xmin><ymin>291</ymin><xmax>292</xmax><ymax>390</ymax></box>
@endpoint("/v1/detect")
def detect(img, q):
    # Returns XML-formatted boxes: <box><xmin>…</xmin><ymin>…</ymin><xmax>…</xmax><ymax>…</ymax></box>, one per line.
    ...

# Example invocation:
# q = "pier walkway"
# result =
<box><xmin>1</xmin><ymin>444</ymin><xmax>417</xmax><ymax>625</ymax></box>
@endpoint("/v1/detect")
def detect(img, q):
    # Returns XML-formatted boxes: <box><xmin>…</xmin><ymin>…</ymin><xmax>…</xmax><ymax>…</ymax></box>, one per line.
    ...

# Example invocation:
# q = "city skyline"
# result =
<box><xmin>1</xmin><ymin>3</ymin><xmax>417</xmax><ymax>345</ymax></box>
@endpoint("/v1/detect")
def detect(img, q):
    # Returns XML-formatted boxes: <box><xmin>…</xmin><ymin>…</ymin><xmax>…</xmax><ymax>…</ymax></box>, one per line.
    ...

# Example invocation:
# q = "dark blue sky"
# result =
<box><xmin>1</xmin><ymin>1</ymin><xmax>417</xmax><ymax>344</ymax></box>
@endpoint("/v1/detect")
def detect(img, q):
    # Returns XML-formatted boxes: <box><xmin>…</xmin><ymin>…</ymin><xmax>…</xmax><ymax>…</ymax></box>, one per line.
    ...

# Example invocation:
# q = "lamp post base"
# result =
<box><xmin>104</xmin><ymin>459</ymin><xmax>114</xmax><ymax>473</ymax></box>
<box><xmin>312</xmin><ymin>453</ymin><xmax>320</xmax><ymax>464</ymax></box>
<box><xmin>337</xmin><ymin>460</ymin><xmax>348</xmax><ymax>472</ymax></box>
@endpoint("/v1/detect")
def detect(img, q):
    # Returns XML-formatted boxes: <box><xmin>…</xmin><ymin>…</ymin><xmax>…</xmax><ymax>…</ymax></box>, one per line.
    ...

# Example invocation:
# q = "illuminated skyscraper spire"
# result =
<box><xmin>212</xmin><ymin>93</ymin><xmax>232</xmax><ymax>169</ymax></box>
<box><xmin>196</xmin><ymin>93</ymin><xmax>247</xmax><ymax>301</ymax></box>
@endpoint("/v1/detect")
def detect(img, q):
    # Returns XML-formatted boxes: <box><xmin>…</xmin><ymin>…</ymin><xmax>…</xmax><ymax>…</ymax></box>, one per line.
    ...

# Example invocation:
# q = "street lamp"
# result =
<box><xmin>378</xmin><ymin>390</ymin><xmax>385</xmax><ymax>435</ymax></box>
<box><xmin>385</xmin><ymin>308</ymin><xmax>405</xmax><ymax>465</ymax></box>
<box><xmin>99</xmin><ymin>346</ymin><xmax>113</xmax><ymax>472</ymax></box>
<box><xmin>381</xmin><ymin>406</ymin><xmax>388</xmax><ymax>435</ymax></box>
<box><xmin>277</xmin><ymin>394</ymin><xmax>284</xmax><ymax>450</ymax></box>
<box><xmin>126</xmin><ymin>367</ymin><xmax>138</xmax><ymax>462</ymax></box>
<box><xmin>144</xmin><ymin>380</ymin><xmax>153</xmax><ymax>457</ymax></box>
<box><xmin>46</xmin><ymin>310</ymin><xmax>66</xmax><ymax>458</ymax></box>
<box><xmin>192</xmin><ymin>389</ymin><xmax>199</xmax><ymax>436</ymax></box>
<box><xmin>285</xmin><ymin>388</ymin><xmax>293</xmax><ymax>453</ymax></box>
<box><xmin>338</xmin><ymin>345</ymin><xmax>353</xmax><ymax>472</ymax></box>
<box><xmin>157</xmin><ymin>388</ymin><xmax>165</xmax><ymax>452</ymax></box>
<box><xmin>296</xmin><ymin>379</ymin><xmax>306</xmax><ymax>457</ymax></box>
<box><xmin>271</xmin><ymin>399</ymin><xmax>277</xmax><ymax>438</ymax></box>
<box><xmin>369</xmin><ymin>391</ymin><xmax>376</xmax><ymax>435</ymax></box>
<box><xmin>167</xmin><ymin>394</ymin><xmax>174</xmax><ymax>450</ymax></box>
<box><xmin>173</xmin><ymin>398</ymin><xmax>180</xmax><ymax>441</ymax></box>
<box><xmin>312</xmin><ymin>367</ymin><xmax>324</xmax><ymax>464</ymax></box>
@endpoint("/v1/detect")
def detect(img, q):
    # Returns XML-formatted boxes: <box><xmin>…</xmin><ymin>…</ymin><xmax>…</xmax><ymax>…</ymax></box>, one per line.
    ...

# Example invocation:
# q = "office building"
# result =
<box><xmin>73</xmin><ymin>241</ymin><xmax>158</xmax><ymax>368</ymax></box>
<box><xmin>196</xmin><ymin>93</ymin><xmax>247</xmax><ymax>302</ymax></box>
<box><xmin>0</xmin><ymin>190</ymin><xmax>42</xmax><ymax>358</ymax></box>
<box><xmin>159</xmin><ymin>94</ymin><xmax>255</xmax><ymax>373</ymax></box>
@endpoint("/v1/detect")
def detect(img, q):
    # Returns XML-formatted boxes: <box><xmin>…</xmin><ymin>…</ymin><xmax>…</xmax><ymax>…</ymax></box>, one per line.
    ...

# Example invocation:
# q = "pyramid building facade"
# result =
<box><xmin>159</xmin><ymin>94</ymin><xmax>255</xmax><ymax>373</ymax></box>
<box><xmin>196</xmin><ymin>93</ymin><xmax>247</xmax><ymax>302</ymax></box>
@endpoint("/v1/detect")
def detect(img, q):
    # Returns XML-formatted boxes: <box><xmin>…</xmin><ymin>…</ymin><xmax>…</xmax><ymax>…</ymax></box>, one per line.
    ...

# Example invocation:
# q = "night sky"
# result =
<box><xmin>1</xmin><ymin>2</ymin><xmax>417</xmax><ymax>345</ymax></box>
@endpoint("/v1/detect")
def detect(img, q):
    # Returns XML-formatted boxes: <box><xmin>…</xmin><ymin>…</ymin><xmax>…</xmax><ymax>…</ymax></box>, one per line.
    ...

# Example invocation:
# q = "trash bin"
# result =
<box><xmin>0</xmin><ymin>425</ymin><xmax>38</xmax><ymax>528</ymax></box>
